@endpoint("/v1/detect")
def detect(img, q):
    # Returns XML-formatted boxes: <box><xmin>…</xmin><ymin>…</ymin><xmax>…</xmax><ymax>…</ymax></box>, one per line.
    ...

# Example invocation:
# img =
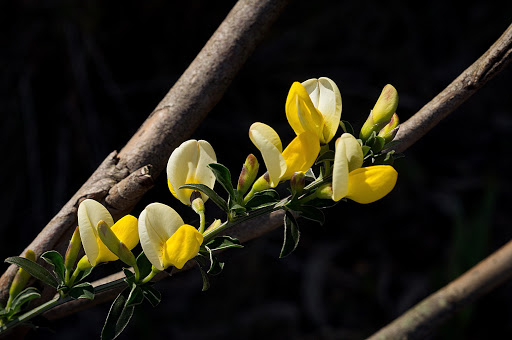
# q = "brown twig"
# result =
<box><xmin>391</xmin><ymin>23</ymin><xmax>512</xmax><ymax>154</ymax></box>
<box><xmin>0</xmin><ymin>0</ymin><xmax>290</xmax><ymax>302</ymax></box>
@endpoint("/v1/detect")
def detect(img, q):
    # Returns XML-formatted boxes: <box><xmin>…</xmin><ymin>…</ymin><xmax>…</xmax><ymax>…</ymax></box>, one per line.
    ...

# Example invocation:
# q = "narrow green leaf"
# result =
<box><xmin>207</xmin><ymin>256</ymin><xmax>224</xmax><ymax>276</ymax></box>
<box><xmin>69</xmin><ymin>282</ymin><xmax>94</xmax><ymax>300</ymax></box>
<box><xmin>303</xmin><ymin>198</ymin><xmax>338</xmax><ymax>209</ymax></box>
<box><xmin>315</xmin><ymin>150</ymin><xmax>335</xmax><ymax>164</ymax></box>
<box><xmin>126</xmin><ymin>285</ymin><xmax>144</xmax><ymax>307</ymax></box>
<box><xmin>195</xmin><ymin>261</ymin><xmax>210</xmax><ymax>291</ymax></box>
<box><xmin>280</xmin><ymin>211</ymin><xmax>300</xmax><ymax>258</ymax></box>
<box><xmin>136</xmin><ymin>252</ymin><xmax>153</xmax><ymax>280</ymax></box>
<box><xmin>74</xmin><ymin>267</ymin><xmax>93</xmax><ymax>284</ymax></box>
<box><xmin>245</xmin><ymin>189</ymin><xmax>280</xmax><ymax>209</ymax></box>
<box><xmin>297</xmin><ymin>205</ymin><xmax>325</xmax><ymax>225</ymax></box>
<box><xmin>122</xmin><ymin>269</ymin><xmax>135</xmax><ymax>285</ymax></box>
<box><xmin>141</xmin><ymin>285</ymin><xmax>161</xmax><ymax>307</ymax></box>
<box><xmin>382</xmin><ymin>140</ymin><xmax>401</xmax><ymax>149</ymax></box>
<box><xmin>41</xmin><ymin>251</ymin><xmax>65</xmax><ymax>284</ymax></box>
<box><xmin>372</xmin><ymin>136</ymin><xmax>385</xmax><ymax>153</ymax></box>
<box><xmin>340</xmin><ymin>120</ymin><xmax>354</xmax><ymax>135</ymax></box>
<box><xmin>5</xmin><ymin>256</ymin><xmax>58</xmax><ymax>289</ymax></box>
<box><xmin>206</xmin><ymin>236</ymin><xmax>243</xmax><ymax>252</ymax></box>
<box><xmin>208</xmin><ymin>163</ymin><xmax>236</xmax><ymax>198</ymax></box>
<box><xmin>10</xmin><ymin>287</ymin><xmax>41</xmax><ymax>314</ymax></box>
<box><xmin>362</xmin><ymin>145</ymin><xmax>372</xmax><ymax>157</ymax></box>
<box><xmin>180</xmin><ymin>183</ymin><xmax>228</xmax><ymax>212</ymax></box>
<box><xmin>101</xmin><ymin>289</ymin><xmax>135</xmax><ymax>340</ymax></box>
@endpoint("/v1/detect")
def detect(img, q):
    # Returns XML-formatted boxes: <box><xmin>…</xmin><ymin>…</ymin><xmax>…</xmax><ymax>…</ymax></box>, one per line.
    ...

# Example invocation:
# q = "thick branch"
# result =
<box><xmin>0</xmin><ymin>0</ymin><xmax>290</xmax><ymax>302</ymax></box>
<box><xmin>392</xmin><ymin>23</ymin><xmax>512</xmax><ymax>153</ymax></box>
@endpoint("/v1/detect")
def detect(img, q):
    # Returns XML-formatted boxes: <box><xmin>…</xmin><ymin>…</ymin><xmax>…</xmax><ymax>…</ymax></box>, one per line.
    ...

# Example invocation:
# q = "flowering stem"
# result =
<box><xmin>141</xmin><ymin>268</ymin><xmax>160</xmax><ymax>284</ymax></box>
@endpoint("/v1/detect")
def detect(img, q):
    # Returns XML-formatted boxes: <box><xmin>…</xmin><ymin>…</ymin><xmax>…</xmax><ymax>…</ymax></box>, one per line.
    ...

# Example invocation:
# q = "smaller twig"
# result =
<box><xmin>367</xmin><ymin>239</ymin><xmax>512</xmax><ymax>340</ymax></box>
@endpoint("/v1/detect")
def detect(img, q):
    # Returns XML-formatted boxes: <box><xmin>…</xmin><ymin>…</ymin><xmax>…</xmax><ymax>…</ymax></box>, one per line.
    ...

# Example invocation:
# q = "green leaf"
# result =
<box><xmin>245</xmin><ymin>189</ymin><xmax>280</xmax><ymax>209</ymax></box>
<box><xmin>136</xmin><ymin>252</ymin><xmax>153</xmax><ymax>280</ymax></box>
<box><xmin>5</xmin><ymin>256</ymin><xmax>58</xmax><ymax>289</ymax></box>
<box><xmin>74</xmin><ymin>266</ymin><xmax>93</xmax><ymax>284</ymax></box>
<box><xmin>315</xmin><ymin>150</ymin><xmax>335</xmax><ymax>164</ymax></box>
<box><xmin>208</xmin><ymin>163</ymin><xmax>236</xmax><ymax>199</ymax></box>
<box><xmin>296</xmin><ymin>205</ymin><xmax>325</xmax><ymax>225</ymax></box>
<box><xmin>180</xmin><ymin>183</ymin><xmax>228</xmax><ymax>212</ymax></box>
<box><xmin>206</xmin><ymin>236</ymin><xmax>243</xmax><ymax>252</ymax></box>
<box><xmin>280</xmin><ymin>211</ymin><xmax>300</xmax><ymax>258</ymax></box>
<box><xmin>41</xmin><ymin>251</ymin><xmax>65</xmax><ymax>284</ymax></box>
<box><xmin>371</xmin><ymin>136</ymin><xmax>385</xmax><ymax>153</ymax></box>
<box><xmin>382</xmin><ymin>140</ymin><xmax>401</xmax><ymax>149</ymax></box>
<box><xmin>126</xmin><ymin>285</ymin><xmax>144</xmax><ymax>307</ymax></box>
<box><xmin>101</xmin><ymin>288</ymin><xmax>135</xmax><ymax>340</ymax></box>
<box><xmin>69</xmin><ymin>282</ymin><xmax>95</xmax><ymax>300</ymax></box>
<box><xmin>195</xmin><ymin>261</ymin><xmax>210</xmax><ymax>292</ymax></box>
<box><xmin>362</xmin><ymin>145</ymin><xmax>372</xmax><ymax>157</ymax></box>
<box><xmin>303</xmin><ymin>198</ymin><xmax>338</xmax><ymax>209</ymax></box>
<box><xmin>340</xmin><ymin>120</ymin><xmax>354</xmax><ymax>135</ymax></box>
<box><xmin>122</xmin><ymin>268</ymin><xmax>136</xmax><ymax>285</ymax></box>
<box><xmin>207</xmin><ymin>256</ymin><xmax>224</xmax><ymax>276</ymax></box>
<box><xmin>141</xmin><ymin>285</ymin><xmax>161</xmax><ymax>307</ymax></box>
<box><xmin>9</xmin><ymin>287</ymin><xmax>41</xmax><ymax>314</ymax></box>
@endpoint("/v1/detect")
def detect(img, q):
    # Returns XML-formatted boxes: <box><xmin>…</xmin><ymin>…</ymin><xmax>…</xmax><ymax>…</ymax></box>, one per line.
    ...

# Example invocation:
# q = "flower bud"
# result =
<box><xmin>315</xmin><ymin>183</ymin><xmax>334</xmax><ymax>200</ymax></box>
<box><xmin>252</xmin><ymin>172</ymin><xmax>271</xmax><ymax>193</ymax></box>
<box><xmin>97</xmin><ymin>221</ymin><xmax>136</xmax><ymax>268</ymax></box>
<box><xmin>360</xmin><ymin>85</ymin><xmax>398</xmax><ymax>141</ymax></box>
<box><xmin>372</xmin><ymin>84</ymin><xmax>398</xmax><ymax>125</ymax></box>
<box><xmin>290</xmin><ymin>171</ymin><xmax>306</xmax><ymax>196</ymax></box>
<box><xmin>64</xmin><ymin>226</ymin><xmax>81</xmax><ymax>272</ymax></box>
<box><xmin>9</xmin><ymin>250</ymin><xmax>36</xmax><ymax>301</ymax></box>
<box><xmin>205</xmin><ymin>219</ymin><xmax>222</xmax><ymax>233</ymax></box>
<box><xmin>378</xmin><ymin>113</ymin><xmax>400</xmax><ymax>144</ymax></box>
<box><xmin>237</xmin><ymin>154</ymin><xmax>260</xmax><ymax>196</ymax></box>
<box><xmin>191</xmin><ymin>197</ymin><xmax>205</xmax><ymax>214</ymax></box>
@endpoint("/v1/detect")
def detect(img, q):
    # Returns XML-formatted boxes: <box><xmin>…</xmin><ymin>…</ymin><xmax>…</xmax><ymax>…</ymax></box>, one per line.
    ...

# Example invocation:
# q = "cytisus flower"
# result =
<box><xmin>167</xmin><ymin>140</ymin><xmax>217</xmax><ymax>206</ymax></box>
<box><xmin>138</xmin><ymin>203</ymin><xmax>203</xmax><ymax>270</ymax></box>
<box><xmin>332</xmin><ymin>133</ymin><xmax>397</xmax><ymax>203</ymax></box>
<box><xmin>77</xmin><ymin>199</ymin><xmax>139</xmax><ymax>267</ymax></box>
<box><xmin>249</xmin><ymin>122</ymin><xmax>320</xmax><ymax>187</ymax></box>
<box><xmin>285</xmin><ymin>77</ymin><xmax>342</xmax><ymax>144</ymax></box>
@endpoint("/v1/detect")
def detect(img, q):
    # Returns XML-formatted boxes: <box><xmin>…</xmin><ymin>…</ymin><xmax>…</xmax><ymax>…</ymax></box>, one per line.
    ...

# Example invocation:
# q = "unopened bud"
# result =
<box><xmin>97</xmin><ymin>221</ymin><xmax>135</xmax><ymax>267</ymax></box>
<box><xmin>77</xmin><ymin>256</ymin><xmax>92</xmax><ymax>271</ymax></box>
<box><xmin>372</xmin><ymin>84</ymin><xmax>398</xmax><ymax>125</ymax></box>
<box><xmin>9</xmin><ymin>249</ymin><xmax>36</xmax><ymax>300</ymax></box>
<box><xmin>64</xmin><ymin>226</ymin><xmax>81</xmax><ymax>271</ymax></box>
<box><xmin>252</xmin><ymin>172</ymin><xmax>271</xmax><ymax>192</ymax></box>
<box><xmin>360</xmin><ymin>85</ymin><xmax>398</xmax><ymax>141</ymax></box>
<box><xmin>191</xmin><ymin>197</ymin><xmax>205</xmax><ymax>214</ymax></box>
<box><xmin>205</xmin><ymin>219</ymin><xmax>222</xmax><ymax>233</ymax></box>
<box><xmin>237</xmin><ymin>154</ymin><xmax>260</xmax><ymax>196</ymax></box>
<box><xmin>290</xmin><ymin>171</ymin><xmax>306</xmax><ymax>196</ymax></box>
<box><xmin>378</xmin><ymin>113</ymin><xmax>400</xmax><ymax>144</ymax></box>
<box><xmin>316</xmin><ymin>183</ymin><xmax>334</xmax><ymax>200</ymax></box>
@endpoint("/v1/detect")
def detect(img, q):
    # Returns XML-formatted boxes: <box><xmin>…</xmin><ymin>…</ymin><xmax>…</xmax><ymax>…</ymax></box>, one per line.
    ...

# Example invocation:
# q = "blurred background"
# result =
<box><xmin>1</xmin><ymin>0</ymin><xmax>512</xmax><ymax>339</ymax></box>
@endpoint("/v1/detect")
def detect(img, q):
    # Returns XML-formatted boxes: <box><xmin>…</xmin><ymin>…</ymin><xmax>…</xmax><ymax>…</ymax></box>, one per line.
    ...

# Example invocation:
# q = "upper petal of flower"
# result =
<box><xmin>332</xmin><ymin>138</ymin><xmax>349</xmax><ymax>201</ymax></box>
<box><xmin>167</xmin><ymin>140</ymin><xmax>217</xmax><ymax>205</ymax></box>
<box><xmin>281</xmin><ymin>131</ymin><xmax>320</xmax><ymax>181</ymax></box>
<box><xmin>78</xmin><ymin>199</ymin><xmax>114</xmax><ymax>266</ymax></box>
<box><xmin>162</xmin><ymin>224</ymin><xmax>203</xmax><ymax>270</ymax></box>
<box><xmin>249</xmin><ymin>123</ymin><xmax>286</xmax><ymax>187</ymax></box>
<box><xmin>345</xmin><ymin>165</ymin><xmax>398</xmax><ymax>204</ymax></box>
<box><xmin>302</xmin><ymin>77</ymin><xmax>342</xmax><ymax>143</ymax></box>
<box><xmin>338</xmin><ymin>133</ymin><xmax>363</xmax><ymax>172</ymax></box>
<box><xmin>139</xmin><ymin>203</ymin><xmax>185</xmax><ymax>271</ymax></box>
<box><xmin>285</xmin><ymin>82</ymin><xmax>325</xmax><ymax>142</ymax></box>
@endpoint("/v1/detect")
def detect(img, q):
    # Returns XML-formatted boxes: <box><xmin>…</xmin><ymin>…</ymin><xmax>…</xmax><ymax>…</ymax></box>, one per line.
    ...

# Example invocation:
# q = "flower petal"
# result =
<box><xmin>78</xmin><ymin>199</ymin><xmax>114</xmax><ymax>266</ymax></box>
<box><xmin>339</xmin><ymin>133</ymin><xmax>363</xmax><ymax>172</ymax></box>
<box><xmin>162</xmin><ymin>224</ymin><xmax>203</xmax><ymax>270</ymax></box>
<box><xmin>192</xmin><ymin>140</ymin><xmax>217</xmax><ymax>202</ymax></box>
<box><xmin>281</xmin><ymin>131</ymin><xmax>320</xmax><ymax>181</ymax></box>
<box><xmin>345</xmin><ymin>165</ymin><xmax>398</xmax><ymax>204</ymax></box>
<box><xmin>249</xmin><ymin>123</ymin><xmax>286</xmax><ymax>187</ymax></box>
<box><xmin>302</xmin><ymin>77</ymin><xmax>342</xmax><ymax>143</ymax></box>
<box><xmin>139</xmin><ymin>203</ymin><xmax>184</xmax><ymax>271</ymax></box>
<box><xmin>285</xmin><ymin>82</ymin><xmax>324</xmax><ymax>141</ymax></box>
<box><xmin>332</xmin><ymin>138</ymin><xmax>349</xmax><ymax>201</ymax></box>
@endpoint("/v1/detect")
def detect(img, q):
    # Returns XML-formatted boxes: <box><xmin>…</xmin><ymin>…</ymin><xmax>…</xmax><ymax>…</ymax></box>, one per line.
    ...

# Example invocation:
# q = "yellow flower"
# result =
<box><xmin>167</xmin><ymin>140</ymin><xmax>217</xmax><ymax>206</ymax></box>
<box><xmin>77</xmin><ymin>199</ymin><xmax>139</xmax><ymax>267</ymax></box>
<box><xmin>332</xmin><ymin>133</ymin><xmax>397</xmax><ymax>203</ymax></box>
<box><xmin>285</xmin><ymin>77</ymin><xmax>342</xmax><ymax>144</ymax></box>
<box><xmin>249</xmin><ymin>122</ymin><xmax>320</xmax><ymax>187</ymax></box>
<box><xmin>138</xmin><ymin>203</ymin><xmax>203</xmax><ymax>270</ymax></box>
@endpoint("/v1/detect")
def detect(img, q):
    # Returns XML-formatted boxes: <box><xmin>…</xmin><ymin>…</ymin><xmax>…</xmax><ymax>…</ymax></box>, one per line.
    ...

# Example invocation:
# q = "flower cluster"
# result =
<box><xmin>2</xmin><ymin>77</ymin><xmax>401</xmax><ymax>339</ymax></box>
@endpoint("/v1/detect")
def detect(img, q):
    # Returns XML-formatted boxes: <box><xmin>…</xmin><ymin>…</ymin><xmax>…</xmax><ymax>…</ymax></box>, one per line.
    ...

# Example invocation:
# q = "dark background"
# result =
<box><xmin>2</xmin><ymin>1</ymin><xmax>512</xmax><ymax>339</ymax></box>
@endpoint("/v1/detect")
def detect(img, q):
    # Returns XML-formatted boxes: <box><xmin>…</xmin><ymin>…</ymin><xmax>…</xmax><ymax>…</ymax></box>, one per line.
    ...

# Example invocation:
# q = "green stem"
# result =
<box><xmin>0</xmin><ymin>296</ymin><xmax>61</xmax><ymax>334</ymax></box>
<box><xmin>141</xmin><ymin>268</ymin><xmax>160</xmax><ymax>284</ymax></box>
<box><xmin>198</xmin><ymin>210</ymin><xmax>206</xmax><ymax>234</ymax></box>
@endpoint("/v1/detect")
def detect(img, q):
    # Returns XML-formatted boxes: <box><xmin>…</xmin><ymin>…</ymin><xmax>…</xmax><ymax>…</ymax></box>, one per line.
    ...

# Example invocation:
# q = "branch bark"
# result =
<box><xmin>0</xmin><ymin>0</ymin><xmax>290</xmax><ymax>302</ymax></box>
<box><xmin>391</xmin><ymin>23</ymin><xmax>512</xmax><ymax>153</ymax></box>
